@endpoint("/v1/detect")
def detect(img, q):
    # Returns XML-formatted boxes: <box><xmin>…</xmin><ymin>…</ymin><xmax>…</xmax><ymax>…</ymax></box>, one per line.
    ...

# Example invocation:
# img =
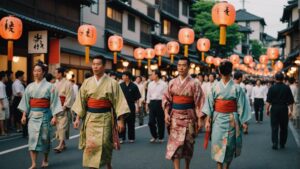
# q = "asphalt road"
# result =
<box><xmin>0</xmin><ymin>115</ymin><xmax>299</xmax><ymax>169</ymax></box>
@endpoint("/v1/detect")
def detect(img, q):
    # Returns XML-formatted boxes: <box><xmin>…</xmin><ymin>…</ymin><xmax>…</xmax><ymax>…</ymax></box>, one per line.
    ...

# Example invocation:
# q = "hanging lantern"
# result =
<box><xmin>230</xmin><ymin>54</ymin><xmax>240</xmax><ymax>64</ymax></box>
<box><xmin>213</xmin><ymin>57</ymin><xmax>222</xmax><ymax>67</ymax></box>
<box><xmin>108</xmin><ymin>35</ymin><xmax>123</xmax><ymax>64</ymax></box>
<box><xmin>77</xmin><ymin>24</ymin><xmax>97</xmax><ymax>64</ymax></box>
<box><xmin>0</xmin><ymin>16</ymin><xmax>23</xmax><ymax>61</ymax></box>
<box><xmin>256</xmin><ymin>63</ymin><xmax>262</xmax><ymax>70</ymax></box>
<box><xmin>212</xmin><ymin>1</ymin><xmax>236</xmax><ymax>45</ymax></box>
<box><xmin>197</xmin><ymin>38</ymin><xmax>210</xmax><ymax>61</ymax></box>
<box><xmin>154</xmin><ymin>43</ymin><xmax>166</xmax><ymax>66</ymax></box>
<box><xmin>274</xmin><ymin>60</ymin><xmax>283</xmax><ymax>71</ymax></box>
<box><xmin>167</xmin><ymin>41</ymin><xmax>180</xmax><ymax>64</ymax></box>
<box><xmin>133</xmin><ymin>47</ymin><xmax>145</xmax><ymax>67</ymax></box>
<box><xmin>233</xmin><ymin>63</ymin><xmax>240</xmax><ymax>70</ymax></box>
<box><xmin>249</xmin><ymin>62</ymin><xmax>256</xmax><ymax>68</ymax></box>
<box><xmin>145</xmin><ymin>48</ymin><xmax>155</xmax><ymax>68</ymax></box>
<box><xmin>259</xmin><ymin>55</ymin><xmax>268</xmax><ymax>65</ymax></box>
<box><xmin>267</xmin><ymin>47</ymin><xmax>279</xmax><ymax>65</ymax></box>
<box><xmin>243</xmin><ymin>55</ymin><xmax>253</xmax><ymax>65</ymax></box>
<box><xmin>178</xmin><ymin>28</ymin><xmax>195</xmax><ymax>57</ymax></box>
<box><xmin>205</xmin><ymin>56</ymin><xmax>214</xmax><ymax>67</ymax></box>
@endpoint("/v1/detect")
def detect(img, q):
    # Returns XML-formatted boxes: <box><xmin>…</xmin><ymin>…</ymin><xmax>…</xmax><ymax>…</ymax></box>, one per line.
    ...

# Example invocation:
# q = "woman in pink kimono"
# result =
<box><xmin>162</xmin><ymin>57</ymin><xmax>205</xmax><ymax>169</ymax></box>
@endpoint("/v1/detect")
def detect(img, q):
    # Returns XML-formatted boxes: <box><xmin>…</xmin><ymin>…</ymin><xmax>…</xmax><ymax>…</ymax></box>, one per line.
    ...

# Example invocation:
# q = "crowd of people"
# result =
<box><xmin>0</xmin><ymin>56</ymin><xmax>298</xmax><ymax>169</ymax></box>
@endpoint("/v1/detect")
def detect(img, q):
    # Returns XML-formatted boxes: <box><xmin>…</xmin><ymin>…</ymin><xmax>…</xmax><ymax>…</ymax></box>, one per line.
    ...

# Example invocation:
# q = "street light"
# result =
<box><xmin>122</xmin><ymin>60</ymin><xmax>129</xmax><ymax>67</ymax></box>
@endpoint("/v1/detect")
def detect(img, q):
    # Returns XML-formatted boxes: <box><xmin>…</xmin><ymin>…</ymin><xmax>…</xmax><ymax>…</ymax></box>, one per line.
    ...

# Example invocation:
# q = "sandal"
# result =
<box><xmin>41</xmin><ymin>161</ymin><xmax>49</xmax><ymax>168</ymax></box>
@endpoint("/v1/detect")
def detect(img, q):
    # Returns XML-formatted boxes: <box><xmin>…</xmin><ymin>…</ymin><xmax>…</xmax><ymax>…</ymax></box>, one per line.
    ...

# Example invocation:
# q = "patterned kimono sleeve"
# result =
<box><xmin>237</xmin><ymin>87</ymin><xmax>251</xmax><ymax>124</ymax></box>
<box><xmin>71</xmin><ymin>80</ymin><xmax>88</xmax><ymax>118</ymax></box>
<box><xmin>64</xmin><ymin>82</ymin><xmax>74</xmax><ymax>108</ymax></box>
<box><xmin>50</xmin><ymin>85</ymin><xmax>63</xmax><ymax>116</ymax></box>
<box><xmin>202</xmin><ymin>85</ymin><xmax>215</xmax><ymax>117</ymax></box>
<box><xmin>18</xmin><ymin>86</ymin><xmax>31</xmax><ymax>114</ymax></box>
<box><xmin>111</xmin><ymin>81</ymin><xmax>130</xmax><ymax>118</ymax></box>
<box><xmin>194</xmin><ymin>80</ymin><xmax>205</xmax><ymax>118</ymax></box>
<box><xmin>162</xmin><ymin>81</ymin><xmax>173</xmax><ymax>115</ymax></box>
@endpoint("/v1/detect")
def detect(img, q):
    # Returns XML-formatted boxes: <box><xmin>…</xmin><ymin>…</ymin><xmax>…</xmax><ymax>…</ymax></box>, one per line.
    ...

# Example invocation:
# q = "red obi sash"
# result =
<box><xmin>59</xmin><ymin>96</ymin><xmax>66</xmax><ymax>106</ymax></box>
<box><xmin>87</xmin><ymin>98</ymin><xmax>112</xmax><ymax>109</ymax></box>
<box><xmin>173</xmin><ymin>96</ymin><xmax>194</xmax><ymax>104</ymax></box>
<box><xmin>29</xmin><ymin>98</ymin><xmax>50</xmax><ymax>108</ymax></box>
<box><xmin>214</xmin><ymin>99</ymin><xmax>237</xmax><ymax>113</ymax></box>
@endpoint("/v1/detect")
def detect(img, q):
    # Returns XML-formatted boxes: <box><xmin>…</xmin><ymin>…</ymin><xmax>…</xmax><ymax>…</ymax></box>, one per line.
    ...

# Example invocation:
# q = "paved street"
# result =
<box><xmin>0</xmin><ymin>115</ymin><xmax>299</xmax><ymax>169</ymax></box>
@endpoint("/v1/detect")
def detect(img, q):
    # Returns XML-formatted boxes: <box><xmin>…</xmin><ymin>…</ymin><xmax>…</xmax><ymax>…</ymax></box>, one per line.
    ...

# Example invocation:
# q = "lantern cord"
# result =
<box><xmin>202</xmin><ymin>52</ymin><xmax>205</xmax><ymax>61</ymax></box>
<box><xmin>220</xmin><ymin>26</ymin><xmax>226</xmax><ymax>45</ymax></box>
<box><xmin>138</xmin><ymin>60</ymin><xmax>141</xmax><ymax>67</ymax></box>
<box><xmin>158</xmin><ymin>56</ymin><xmax>161</xmax><ymax>66</ymax></box>
<box><xmin>148</xmin><ymin>59</ymin><xmax>151</xmax><ymax>68</ymax></box>
<box><xmin>8</xmin><ymin>41</ymin><xmax>13</xmax><ymax>61</ymax></box>
<box><xmin>171</xmin><ymin>55</ymin><xmax>174</xmax><ymax>64</ymax></box>
<box><xmin>184</xmin><ymin>45</ymin><xmax>188</xmax><ymax>57</ymax></box>
<box><xmin>113</xmin><ymin>52</ymin><xmax>117</xmax><ymax>64</ymax></box>
<box><xmin>85</xmin><ymin>47</ymin><xmax>90</xmax><ymax>64</ymax></box>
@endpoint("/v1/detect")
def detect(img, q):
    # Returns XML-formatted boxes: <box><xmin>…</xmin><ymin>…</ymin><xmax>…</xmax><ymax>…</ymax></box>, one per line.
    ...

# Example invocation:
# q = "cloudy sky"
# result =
<box><xmin>227</xmin><ymin>0</ymin><xmax>289</xmax><ymax>38</ymax></box>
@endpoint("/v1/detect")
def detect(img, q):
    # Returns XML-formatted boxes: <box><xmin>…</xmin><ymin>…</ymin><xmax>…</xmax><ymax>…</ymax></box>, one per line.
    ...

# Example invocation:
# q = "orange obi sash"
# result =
<box><xmin>172</xmin><ymin>96</ymin><xmax>194</xmax><ymax>110</ymax></box>
<box><xmin>214</xmin><ymin>99</ymin><xmax>237</xmax><ymax>113</ymax></box>
<box><xmin>59</xmin><ymin>96</ymin><xmax>66</xmax><ymax>106</ymax></box>
<box><xmin>87</xmin><ymin>98</ymin><xmax>112</xmax><ymax>113</ymax></box>
<box><xmin>29</xmin><ymin>98</ymin><xmax>50</xmax><ymax>108</ymax></box>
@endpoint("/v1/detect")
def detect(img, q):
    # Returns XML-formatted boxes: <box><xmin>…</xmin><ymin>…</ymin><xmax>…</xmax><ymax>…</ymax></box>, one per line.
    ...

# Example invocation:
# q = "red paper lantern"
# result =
<box><xmin>244</xmin><ymin>55</ymin><xmax>253</xmax><ymax>65</ymax></box>
<box><xmin>78</xmin><ymin>24</ymin><xmax>97</xmax><ymax>64</ymax></box>
<box><xmin>178</xmin><ymin>28</ymin><xmax>195</xmax><ymax>57</ymax></box>
<box><xmin>197</xmin><ymin>38</ymin><xmax>210</xmax><ymax>61</ymax></box>
<box><xmin>249</xmin><ymin>62</ymin><xmax>256</xmax><ymax>68</ymax></box>
<box><xmin>154</xmin><ymin>43</ymin><xmax>166</xmax><ymax>66</ymax></box>
<box><xmin>274</xmin><ymin>61</ymin><xmax>283</xmax><ymax>71</ymax></box>
<box><xmin>206</xmin><ymin>56</ymin><xmax>214</xmax><ymax>66</ymax></box>
<box><xmin>212</xmin><ymin>2</ymin><xmax>236</xmax><ymax>45</ymax></box>
<box><xmin>213</xmin><ymin>57</ymin><xmax>222</xmax><ymax>67</ymax></box>
<box><xmin>145</xmin><ymin>48</ymin><xmax>155</xmax><ymax>68</ymax></box>
<box><xmin>0</xmin><ymin>16</ymin><xmax>23</xmax><ymax>61</ymax></box>
<box><xmin>167</xmin><ymin>41</ymin><xmax>180</xmax><ymax>64</ymax></box>
<box><xmin>108</xmin><ymin>35</ymin><xmax>123</xmax><ymax>64</ymax></box>
<box><xmin>230</xmin><ymin>54</ymin><xmax>240</xmax><ymax>64</ymax></box>
<box><xmin>134</xmin><ymin>48</ymin><xmax>145</xmax><ymax>67</ymax></box>
<box><xmin>259</xmin><ymin>55</ymin><xmax>268</xmax><ymax>65</ymax></box>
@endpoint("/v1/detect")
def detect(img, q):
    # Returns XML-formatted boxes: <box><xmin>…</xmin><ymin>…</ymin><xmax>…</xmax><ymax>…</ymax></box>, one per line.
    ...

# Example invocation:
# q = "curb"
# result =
<box><xmin>289</xmin><ymin>122</ymin><xmax>300</xmax><ymax>149</ymax></box>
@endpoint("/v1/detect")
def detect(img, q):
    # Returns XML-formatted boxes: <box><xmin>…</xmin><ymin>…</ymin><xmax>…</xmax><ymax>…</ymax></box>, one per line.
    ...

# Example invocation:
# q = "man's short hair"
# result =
<box><xmin>233</xmin><ymin>71</ymin><xmax>243</xmax><ymax>80</ymax></box>
<box><xmin>219</xmin><ymin>61</ymin><xmax>233</xmax><ymax>76</ymax></box>
<box><xmin>0</xmin><ymin>71</ymin><xmax>6</xmax><ymax>80</ymax></box>
<box><xmin>56</xmin><ymin>67</ymin><xmax>67</xmax><ymax>75</ymax></box>
<box><xmin>15</xmin><ymin>70</ymin><xmax>24</xmax><ymax>79</ymax></box>
<box><xmin>178</xmin><ymin>57</ymin><xmax>190</xmax><ymax>66</ymax></box>
<box><xmin>275</xmin><ymin>72</ymin><xmax>284</xmax><ymax>81</ymax></box>
<box><xmin>123</xmin><ymin>71</ymin><xmax>132</xmax><ymax>79</ymax></box>
<box><xmin>288</xmin><ymin>77</ymin><xmax>295</xmax><ymax>84</ymax></box>
<box><xmin>152</xmin><ymin>69</ymin><xmax>162</xmax><ymax>79</ymax></box>
<box><xmin>92</xmin><ymin>55</ymin><xmax>106</xmax><ymax>65</ymax></box>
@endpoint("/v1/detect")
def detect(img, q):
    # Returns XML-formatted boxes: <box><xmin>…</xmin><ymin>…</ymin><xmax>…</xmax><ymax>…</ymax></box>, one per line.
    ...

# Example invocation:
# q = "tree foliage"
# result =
<box><xmin>250</xmin><ymin>40</ymin><xmax>266</xmax><ymax>61</ymax></box>
<box><xmin>192</xmin><ymin>0</ymin><xmax>242</xmax><ymax>57</ymax></box>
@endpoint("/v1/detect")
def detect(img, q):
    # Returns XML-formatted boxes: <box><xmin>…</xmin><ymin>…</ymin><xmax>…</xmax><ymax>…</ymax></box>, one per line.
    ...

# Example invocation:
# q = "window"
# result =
<box><xmin>147</xmin><ymin>6</ymin><xmax>155</xmax><ymax>19</ymax></box>
<box><xmin>163</xmin><ymin>19</ymin><xmax>171</xmax><ymax>35</ymax></box>
<box><xmin>128</xmin><ymin>14</ymin><xmax>135</xmax><ymax>32</ymax></box>
<box><xmin>182</xmin><ymin>0</ymin><xmax>188</xmax><ymax>16</ymax></box>
<box><xmin>141</xmin><ymin>21</ymin><xmax>150</xmax><ymax>33</ymax></box>
<box><xmin>246</xmin><ymin>21</ymin><xmax>250</xmax><ymax>27</ymax></box>
<box><xmin>107</xmin><ymin>7</ymin><xmax>122</xmax><ymax>22</ymax></box>
<box><xmin>91</xmin><ymin>0</ymin><xmax>99</xmax><ymax>14</ymax></box>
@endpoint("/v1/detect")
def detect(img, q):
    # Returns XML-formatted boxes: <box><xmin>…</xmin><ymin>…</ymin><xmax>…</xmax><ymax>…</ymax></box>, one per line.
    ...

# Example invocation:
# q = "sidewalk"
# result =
<box><xmin>289</xmin><ymin>120</ymin><xmax>300</xmax><ymax>150</ymax></box>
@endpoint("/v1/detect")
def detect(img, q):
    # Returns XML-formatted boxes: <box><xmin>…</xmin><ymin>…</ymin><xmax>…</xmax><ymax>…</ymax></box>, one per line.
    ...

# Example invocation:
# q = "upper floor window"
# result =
<box><xmin>147</xmin><ymin>6</ymin><xmax>155</xmax><ymax>19</ymax></box>
<box><xmin>141</xmin><ymin>21</ymin><xmax>150</xmax><ymax>33</ymax></box>
<box><xmin>182</xmin><ymin>0</ymin><xmax>189</xmax><ymax>16</ymax></box>
<box><xmin>91</xmin><ymin>0</ymin><xmax>99</xmax><ymax>14</ymax></box>
<box><xmin>163</xmin><ymin>19</ymin><xmax>171</xmax><ymax>35</ymax></box>
<box><xmin>128</xmin><ymin>14</ymin><xmax>135</xmax><ymax>32</ymax></box>
<box><xmin>107</xmin><ymin>7</ymin><xmax>122</xmax><ymax>22</ymax></box>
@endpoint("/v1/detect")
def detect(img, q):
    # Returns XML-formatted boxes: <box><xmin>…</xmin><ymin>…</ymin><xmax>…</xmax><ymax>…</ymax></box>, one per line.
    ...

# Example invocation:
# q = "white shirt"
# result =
<box><xmin>146</xmin><ymin>79</ymin><xmax>168</xmax><ymax>103</ymax></box>
<box><xmin>290</xmin><ymin>84</ymin><xmax>299</xmax><ymax>103</ymax></box>
<box><xmin>245</xmin><ymin>84</ymin><xmax>253</xmax><ymax>98</ymax></box>
<box><xmin>73</xmin><ymin>83</ymin><xmax>79</xmax><ymax>99</ymax></box>
<box><xmin>251</xmin><ymin>85</ymin><xmax>266</xmax><ymax>102</ymax></box>
<box><xmin>0</xmin><ymin>81</ymin><xmax>7</xmax><ymax>99</ymax></box>
<box><xmin>12</xmin><ymin>79</ymin><xmax>25</xmax><ymax>97</ymax></box>
<box><xmin>135</xmin><ymin>81</ymin><xmax>146</xmax><ymax>103</ymax></box>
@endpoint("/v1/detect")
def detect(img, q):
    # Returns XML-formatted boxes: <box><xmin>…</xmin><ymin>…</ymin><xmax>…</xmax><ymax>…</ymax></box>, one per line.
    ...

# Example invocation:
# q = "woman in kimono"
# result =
<box><xmin>162</xmin><ymin>57</ymin><xmax>205</xmax><ymax>169</ymax></box>
<box><xmin>53</xmin><ymin>67</ymin><xmax>74</xmax><ymax>153</ymax></box>
<box><xmin>19</xmin><ymin>61</ymin><xmax>62</xmax><ymax>169</ymax></box>
<box><xmin>203</xmin><ymin>61</ymin><xmax>251</xmax><ymax>169</ymax></box>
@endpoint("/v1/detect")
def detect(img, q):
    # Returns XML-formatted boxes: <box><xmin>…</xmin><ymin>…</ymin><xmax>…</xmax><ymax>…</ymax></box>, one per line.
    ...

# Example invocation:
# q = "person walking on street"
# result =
<box><xmin>266</xmin><ymin>73</ymin><xmax>294</xmax><ymax>150</ymax></box>
<box><xmin>251</xmin><ymin>79</ymin><xmax>266</xmax><ymax>123</ymax></box>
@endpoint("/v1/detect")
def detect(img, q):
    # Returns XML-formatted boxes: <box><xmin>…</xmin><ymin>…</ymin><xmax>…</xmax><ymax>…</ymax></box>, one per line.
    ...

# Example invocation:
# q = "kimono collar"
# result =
<box><xmin>179</xmin><ymin>75</ymin><xmax>190</xmax><ymax>84</ymax></box>
<box><xmin>221</xmin><ymin>78</ymin><xmax>233</xmax><ymax>88</ymax></box>
<box><xmin>94</xmin><ymin>74</ymin><xmax>106</xmax><ymax>87</ymax></box>
<box><xmin>35</xmin><ymin>78</ymin><xmax>46</xmax><ymax>85</ymax></box>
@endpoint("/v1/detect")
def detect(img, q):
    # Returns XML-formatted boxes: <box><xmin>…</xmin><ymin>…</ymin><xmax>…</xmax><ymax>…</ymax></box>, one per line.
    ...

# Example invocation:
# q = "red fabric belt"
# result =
<box><xmin>214</xmin><ymin>99</ymin><xmax>237</xmax><ymax>113</ymax></box>
<box><xmin>87</xmin><ymin>98</ymin><xmax>112</xmax><ymax>109</ymax></box>
<box><xmin>173</xmin><ymin>95</ymin><xmax>194</xmax><ymax>104</ymax></box>
<box><xmin>29</xmin><ymin>98</ymin><xmax>50</xmax><ymax>108</ymax></box>
<box><xmin>59</xmin><ymin>96</ymin><xmax>66</xmax><ymax>106</ymax></box>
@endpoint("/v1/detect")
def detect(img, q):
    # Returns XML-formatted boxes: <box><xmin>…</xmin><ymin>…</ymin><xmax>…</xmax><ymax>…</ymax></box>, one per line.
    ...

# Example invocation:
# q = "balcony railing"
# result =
<box><xmin>140</xmin><ymin>32</ymin><xmax>152</xmax><ymax>46</ymax></box>
<box><xmin>106</xmin><ymin>17</ymin><xmax>122</xmax><ymax>34</ymax></box>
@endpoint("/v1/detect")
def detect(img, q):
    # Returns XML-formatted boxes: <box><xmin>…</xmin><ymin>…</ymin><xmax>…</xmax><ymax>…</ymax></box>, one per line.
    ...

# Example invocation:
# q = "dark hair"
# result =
<box><xmin>209</xmin><ymin>72</ymin><xmax>217</xmax><ymax>79</ymax></box>
<box><xmin>34</xmin><ymin>60</ymin><xmax>48</xmax><ymax>73</ymax></box>
<box><xmin>178</xmin><ymin>57</ymin><xmax>190</xmax><ymax>66</ymax></box>
<box><xmin>5</xmin><ymin>70</ymin><xmax>13</xmax><ymax>76</ymax></box>
<box><xmin>123</xmin><ymin>71</ymin><xmax>132</xmax><ymax>79</ymax></box>
<box><xmin>45</xmin><ymin>73</ymin><xmax>54</xmax><ymax>82</ymax></box>
<box><xmin>233</xmin><ymin>71</ymin><xmax>243</xmax><ymax>80</ymax></box>
<box><xmin>219</xmin><ymin>61</ymin><xmax>232</xmax><ymax>76</ymax></box>
<box><xmin>288</xmin><ymin>77</ymin><xmax>295</xmax><ymax>84</ymax></box>
<box><xmin>0</xmin><ymin>71</ymin><xmax>6</xmax><ymax>80</ymax></box>
<box><xmin>275</xmin><ymin>72</ymin><xmax>284</xmax><ymax>81</ymax></box>
<box><xmin>15</xmin><ymin>70</ymin><xmax>24</xmax><ymax>79</ymax></box>
<box><xmin>92</xmin><ymin>55</ymin><xmax>106</xmax><ymax>65</ymax></box>
<box><xmin>56</xmin><ymin>67</ymin><xmax>67</xmax><ymax>75</ymax></box>
<box><xmin>152</xmin><ymin>69</ymin><xmax>162</xmax><ymax>79</ymax></box>
<box><xmin>191</xmin><ymin>74</ymin><xmax>197</xmax><ymax>78</ymax></box>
